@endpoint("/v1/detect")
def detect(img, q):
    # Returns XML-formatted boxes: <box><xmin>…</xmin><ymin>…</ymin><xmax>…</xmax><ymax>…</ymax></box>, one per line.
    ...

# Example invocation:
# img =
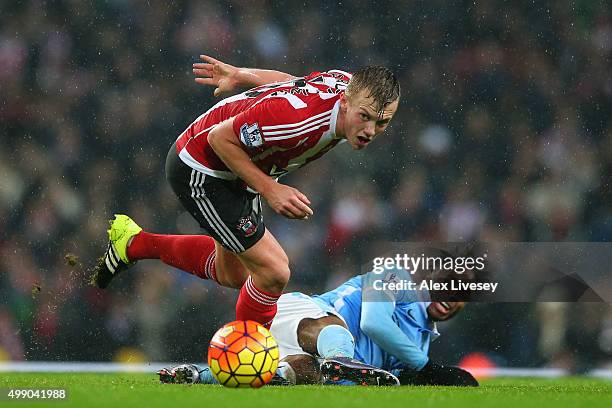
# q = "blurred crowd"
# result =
<box><xmin>1</xmin><ymin>0</ymin><xmax>611</xmax><ymax>370</ymax></box>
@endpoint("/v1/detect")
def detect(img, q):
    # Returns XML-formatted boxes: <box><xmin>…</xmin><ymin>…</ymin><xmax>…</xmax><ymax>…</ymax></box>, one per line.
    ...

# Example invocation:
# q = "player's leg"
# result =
<box><xmin>156</xmin><ymin>357</ymin><xmax>317</xmax><ymax>386</ymax></box>
<box><xmin>163</xmin><ymin>142</ymin><xmax>252</xmax><ymax>286</ymax></box>
<box><xmin>99</xmin><ymin>221</ymin><xmax>289</xmax><ymax>296</ymax></box>
<box><xmin>212</xmin><ymin>241</ymin><xmax>249</xmax><ymax>288</ymax></box>
<box><xmin>296</xmin><ymin>316</ymin><xmax>399</xmax><ymax>386</ymax></box>
<box><xmin>97</xmin><ymin>217</ymin><xmax>250</xmax><ymax>288</ymax></box>
<box><xmin>142</xmin><ymin>236</ymin><xmax>285</xmax><ymax>291</ymax></box>
<box><xmin>271</xmin><ymin>294</ymin><xmax>354</xmax><ymax>360</ymax></box>
<box><xmin>232</xmin><ymin>229</ymin><xmax>289</xmax><ymax>327</ymax></box>
<box><xmin>97</xmin><ymin>142</ymin><xmax>288</xmax><ymax>327</ymax></box>
<box><xmin>167</xmin><ymin>144</ymin><xmax>287</xmax><ymax>326</ymax></box>
<box><xmin>296</xmin><ymin>315</ymin><xmax>354</xmax><ymax>358</ymax></box>
<box><xmin>157</xmin><ymin>356</ymin><xmax>318</xmax><ymax>386</ymax></box>
<box><xmin>152</xmin><ymin>142</ymin><xmax>255</xmax><ymax>288</ymax></box>
<box><xmin>167</xmin><ymin>143</ymin><xmax>288</xmax><ymax>326</ymax></box>
<box><xmin>236</xmin><ymin>228</ymin><xmax>290</xmax><ymax>294</ymax></box>
<box><xmin>276</xmin><ymin>355</ymin><xmax>320</xmax><ymax>385</ymax></box>
<box><xmin>269</xmin><ymin>294</ymin><xmax>353</xmax><ymax>384</ymax></box>
<box><xmin>93</xmin><ymin>143</ymin><xmax>253</xmax><ymax>289</ymax></box>
<box><xmin>267</xmin><ymin>293</ymin><xmax>339</xmax><ymax>385</ymax></box>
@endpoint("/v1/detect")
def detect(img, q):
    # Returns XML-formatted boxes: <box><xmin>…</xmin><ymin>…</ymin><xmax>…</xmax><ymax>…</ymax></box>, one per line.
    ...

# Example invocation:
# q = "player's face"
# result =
<box><xmin>427</xmin><ymin>301</ymin><xmax>465</xmax><ymax>321</ymax></box>
<box><xmin>340</xmin><ymin>90</ymin><xmax>399</xmax><ymax>150</ymax></box>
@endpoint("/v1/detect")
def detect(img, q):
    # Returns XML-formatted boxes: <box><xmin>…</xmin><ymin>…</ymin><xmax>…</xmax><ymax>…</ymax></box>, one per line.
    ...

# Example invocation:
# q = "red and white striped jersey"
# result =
<box><xmin>175</xmin><ymin>70</ymin><xmax>352</xmax><ymax>184</ymax></box>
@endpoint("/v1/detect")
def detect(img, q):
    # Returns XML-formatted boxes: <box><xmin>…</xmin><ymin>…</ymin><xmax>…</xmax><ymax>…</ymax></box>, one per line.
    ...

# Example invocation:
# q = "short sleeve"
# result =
<box><xmin>362</xmin><ymin>267</ymin><xmax>423</xmax><ymax>304</ymax></box>
<box><xmin>233</xmin><ymin>93</ymin><xmax>329</xmax><ymax>149</ymax></box>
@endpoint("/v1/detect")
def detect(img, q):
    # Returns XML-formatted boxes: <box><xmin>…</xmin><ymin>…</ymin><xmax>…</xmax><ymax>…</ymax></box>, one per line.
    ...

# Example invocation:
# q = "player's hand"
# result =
<box><xmin>398</xmin><ymin>361</ymin><xmax>479</xmax><ymax>386</ymax></box>
<box><xmin>262</xmin><ymin>183</ymin><xmax>313</xmax><ymax>220</ymax></box>
<box><xmin>193</xmin><ymin>55</ymin><xmax>240</xmax><ymax>97</ymax></box>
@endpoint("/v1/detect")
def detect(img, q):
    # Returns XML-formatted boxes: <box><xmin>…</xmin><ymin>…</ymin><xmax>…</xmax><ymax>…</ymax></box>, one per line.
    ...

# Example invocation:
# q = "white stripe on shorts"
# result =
<box><xmin>195</xmin><ymin>172</ymin><xmax>246</xmax><ymax>252</ymax></box>
<box><xmin>189</xmin><ymin>170</ymin><xmax>245</xmax><ymax>253</ymax></box>
<box><xmin>189</xmin><ymin>171</ymin><xmax>239</xmax><ymax>252</ymax></box>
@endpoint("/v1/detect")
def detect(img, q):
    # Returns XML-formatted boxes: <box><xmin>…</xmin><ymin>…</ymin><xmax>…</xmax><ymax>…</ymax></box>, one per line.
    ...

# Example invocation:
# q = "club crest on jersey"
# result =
<box><xmin>237</xmin><ymin>216</ymin><xmax>257</xmax><ymax>237</ymax></box>
<box><xmin>240</xmin><ymin>122</ymin><xmax>263</xmax><ymax>148</ymax></box>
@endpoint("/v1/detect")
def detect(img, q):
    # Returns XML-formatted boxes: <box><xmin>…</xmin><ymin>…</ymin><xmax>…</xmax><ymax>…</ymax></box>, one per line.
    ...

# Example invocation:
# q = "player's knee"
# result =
<box><xmin>316</xmin><ymin>324</ymin><xmax>355</xmax><ymax>359</ymax></box>
<box><xmin>266</xmin><ymin>264</ymin><xmax>290</xmax><ymax>292</ymax></box>
<box><xmin>254</xmin><ymin>251</ymin><xmax>290</xmax><ymax>289</ymax></box>
<box><xmin>240</xmin><ymin>241</ymin><xmax>290</xmax><ymax>291</ymax></box>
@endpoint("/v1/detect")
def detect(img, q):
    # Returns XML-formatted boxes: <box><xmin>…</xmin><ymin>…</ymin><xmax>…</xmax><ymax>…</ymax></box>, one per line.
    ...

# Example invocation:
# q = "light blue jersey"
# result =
<box><xmin>313</xmin><ymin>268</ymin><xmax>438</xmax><ymax>371</ymax></box>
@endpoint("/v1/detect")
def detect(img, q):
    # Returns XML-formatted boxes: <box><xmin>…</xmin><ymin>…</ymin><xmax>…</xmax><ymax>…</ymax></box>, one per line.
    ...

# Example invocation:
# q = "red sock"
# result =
<box><xmin>126</xmin><ymin>232</ymin><xmax>218</xmax><ymax>282</ymax></box>
<box><xmin>236</xmin><ymin>276</ymin><xmax>281</xmax><ymax>329</ymax></box>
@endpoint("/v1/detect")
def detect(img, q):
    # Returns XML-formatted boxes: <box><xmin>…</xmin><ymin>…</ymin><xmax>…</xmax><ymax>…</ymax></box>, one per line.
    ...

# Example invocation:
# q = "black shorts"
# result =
<box><xmin>165</xmin><ymin>143</ymin><xmax>265</xmax><ymax>253</ymax></box>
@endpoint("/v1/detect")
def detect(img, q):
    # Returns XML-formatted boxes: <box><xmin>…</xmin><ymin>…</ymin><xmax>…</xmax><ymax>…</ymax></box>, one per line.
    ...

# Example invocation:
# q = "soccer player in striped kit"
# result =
<box><xmin>94</xmin><ymin>55</ymin><xmax>400</xmax><ymax>329</ymax></box>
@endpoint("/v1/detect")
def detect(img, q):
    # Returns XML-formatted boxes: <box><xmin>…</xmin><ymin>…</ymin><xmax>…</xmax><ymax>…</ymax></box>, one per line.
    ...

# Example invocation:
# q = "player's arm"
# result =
<box><xmin>361</xmin><ymin>270</ymin><xmax>478</xmax><ymax>386</ymax></box>
<box><xmin>360</xmin><ymin>302</ymin><xmax>477</xmax><ymax>386</ymax></box>
<box><xmin>360</xmin><ymin>301</ymin><xmax>429</xmax><ymax>370</ymax></box>
<box><xmin>193</xmin><ymin>55</ymin><xmax>296</xmax><ymax>97</ymax></box>
<box><xmin>208</xmin><ymin>119</ymin><xmax>313</xmax><ymax>219</ymax></box>
<box><xmin>360</xmin><ymin>268</ymin><xmax>429</xmax><ymax>370</ymax></box>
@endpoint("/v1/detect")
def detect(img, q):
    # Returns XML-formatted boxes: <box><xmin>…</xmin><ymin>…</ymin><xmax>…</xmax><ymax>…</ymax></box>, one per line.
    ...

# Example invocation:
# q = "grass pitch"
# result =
<box><xmin>1</xmin><ymin>373</ymin><xmax>610</xmax><ymax>408</ymax></box>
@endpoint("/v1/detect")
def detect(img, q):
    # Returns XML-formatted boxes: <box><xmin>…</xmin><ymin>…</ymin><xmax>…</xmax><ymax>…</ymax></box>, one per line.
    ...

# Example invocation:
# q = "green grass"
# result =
<box><xmin>0</xmin><ymin>374</ymin><xmax>610</xmax><ymax>408</ymax></box>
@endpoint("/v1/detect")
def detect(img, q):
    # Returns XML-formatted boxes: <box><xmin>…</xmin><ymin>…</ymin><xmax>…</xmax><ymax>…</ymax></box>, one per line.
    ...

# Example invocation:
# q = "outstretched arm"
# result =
<box><xmin>193</xmin><ymin>55</ymin><xmax>297</xmax><ymax>96</ymax></box>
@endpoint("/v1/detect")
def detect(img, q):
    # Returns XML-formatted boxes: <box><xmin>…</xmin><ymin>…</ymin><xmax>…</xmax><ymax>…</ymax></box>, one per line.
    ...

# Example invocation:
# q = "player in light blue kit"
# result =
<box><xmin>312</xmin><ymin>267</ymin><xmax>476</xmax><ymax>386</ymax></box>
<box><xmin>159</xmin><ymin>266</ymin><xmax>477</xmax><ymax>386</ymax></box>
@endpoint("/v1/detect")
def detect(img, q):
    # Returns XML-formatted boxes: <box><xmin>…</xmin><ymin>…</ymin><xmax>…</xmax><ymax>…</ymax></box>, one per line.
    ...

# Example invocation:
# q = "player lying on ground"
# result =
<box><xmin>94</xmin><ymin>55</ymin><xmax>400</xmax><ymax>329</ymax></box>
<box><xmin>158</xmin><ymin>266</ymin><xmax>478</xmax><ymax>386</ymax></box>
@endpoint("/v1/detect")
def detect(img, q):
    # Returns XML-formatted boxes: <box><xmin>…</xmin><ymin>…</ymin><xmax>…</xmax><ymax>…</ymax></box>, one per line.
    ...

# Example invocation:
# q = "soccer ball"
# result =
<box><xmin>207</xmin><ymin>320</ymin><xmax>279</xmax><ymax>388</ymax></box>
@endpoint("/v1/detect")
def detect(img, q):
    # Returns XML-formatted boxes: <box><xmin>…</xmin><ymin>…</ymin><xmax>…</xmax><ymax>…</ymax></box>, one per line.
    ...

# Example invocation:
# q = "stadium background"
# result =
<box><xmin>1</xmin><ymin>0</ymin><xmax>611</xmax><ymax>373</ymax></box>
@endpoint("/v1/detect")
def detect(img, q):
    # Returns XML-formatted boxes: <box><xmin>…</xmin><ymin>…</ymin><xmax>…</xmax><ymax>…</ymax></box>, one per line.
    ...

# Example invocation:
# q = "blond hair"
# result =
<box><xmin>345</xmin><ymin>66</ymin><xmax>401</xmax><ymax>115</ymax></box>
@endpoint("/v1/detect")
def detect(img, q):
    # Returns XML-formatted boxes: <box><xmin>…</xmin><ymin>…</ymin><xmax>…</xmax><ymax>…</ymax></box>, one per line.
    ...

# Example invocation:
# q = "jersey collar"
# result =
<box><xmin>330</xmin><ymin>100</ymin><xmax>341</xmax><ymax>138</ymax></box>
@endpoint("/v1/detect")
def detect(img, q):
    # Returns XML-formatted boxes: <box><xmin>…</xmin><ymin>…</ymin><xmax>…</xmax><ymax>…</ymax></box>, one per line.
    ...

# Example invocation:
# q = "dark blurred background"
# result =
<box><xmin>1</xmin><ymin>0</ymin><xmax>611</xmax><ymax>371</ymax></box>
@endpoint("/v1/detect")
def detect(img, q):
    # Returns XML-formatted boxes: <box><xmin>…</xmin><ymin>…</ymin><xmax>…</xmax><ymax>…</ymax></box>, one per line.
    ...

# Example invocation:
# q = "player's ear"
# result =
<box><xmin>339</xmin><ymin>93</ymin><xmax>348</xmax><ymax>112</ymax></box>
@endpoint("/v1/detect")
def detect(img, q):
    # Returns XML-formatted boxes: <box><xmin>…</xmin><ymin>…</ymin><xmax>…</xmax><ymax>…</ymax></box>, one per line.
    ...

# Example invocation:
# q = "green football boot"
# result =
<box><xmin>93</xmin><ymin>214</ymin><xmax>142</xmax><ymax>289</ymax></box>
